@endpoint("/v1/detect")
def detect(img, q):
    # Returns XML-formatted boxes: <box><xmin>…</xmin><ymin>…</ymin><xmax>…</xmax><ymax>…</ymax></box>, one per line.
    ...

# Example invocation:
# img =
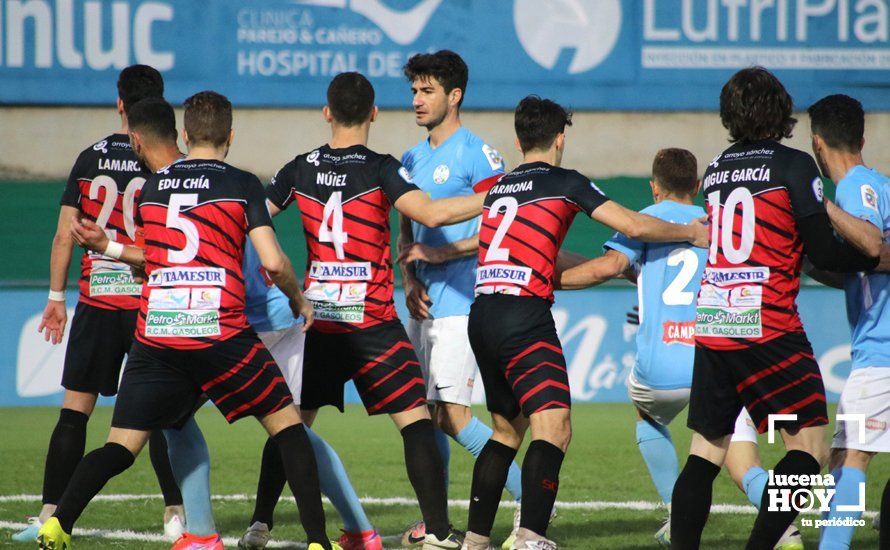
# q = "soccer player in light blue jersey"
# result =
<box><xmin>396</xmin><ymin>50</ymin><xmax>524</xmax><ymax>548</ymax></box>
<box><xmin>806</xmin><ymin>94</ymin><xmax>890</xmax><ymax>550</ymax></box>
<box><xmin>556</xmin><ymin>149</ymin><xmax>804</xmax><ymax>549</ymax></box>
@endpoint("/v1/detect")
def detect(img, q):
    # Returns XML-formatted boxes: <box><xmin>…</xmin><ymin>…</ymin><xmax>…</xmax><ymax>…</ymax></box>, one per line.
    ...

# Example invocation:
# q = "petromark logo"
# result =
<box><xmin>765</xmin><ymin>413</ymin><xmax>866</xmax><ymax>527</ymax></box>
<box><xmin>513</xmin><ymin>0</ymin><xmax>622</xmax><ymax>74</ymax></box>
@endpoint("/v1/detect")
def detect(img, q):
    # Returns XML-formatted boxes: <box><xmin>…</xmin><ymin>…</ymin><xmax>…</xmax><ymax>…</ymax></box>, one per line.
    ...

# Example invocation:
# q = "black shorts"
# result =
<box><xmin>62</xmin><ymin>303</ymin><xmax>137</xmax><ymax>396</ymax></box>
<box><xmin>688</xmin><ymin>331</ymin><xmax>829</xmax><ymax>439</ymax></box>
<box><xmin>468</xmin><ymin>294</ymin><xmax>570</xmax><ymax>420</ymax></box>
<box><xmin>112</xmin><ymin>329</ymin><xmax>293</xmax><ymax>430</ymax></box>
<box><xmin>301</xmin><ymin>320</ymin><xmax>427</xmax><ymax>415</ymax></box>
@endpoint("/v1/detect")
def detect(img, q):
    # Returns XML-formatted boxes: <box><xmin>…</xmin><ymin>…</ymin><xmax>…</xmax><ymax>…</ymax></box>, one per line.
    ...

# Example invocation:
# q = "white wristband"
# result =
<box><xmin>48</xmin><ymin>290</ymin><xmax>66</xmax><ymax>302</ymax></box>
<box><xmin>104</xmin><ymin>241</ymin><xmax>125</xmax><ymax>260</ymax></box>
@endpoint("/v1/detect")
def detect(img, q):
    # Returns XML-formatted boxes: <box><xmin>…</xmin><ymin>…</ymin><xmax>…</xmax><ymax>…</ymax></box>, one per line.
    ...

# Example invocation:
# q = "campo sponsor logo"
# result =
<box><xmin>89</xmin><ymin>271</ymin><xmax>140</xmax><ymax>296</ymax></box>
<box><xmin>476</xmin><ymin>265</ymin><xmax>532</xmax><ymax>286</ymax></box>
<box><xmin>662</xmin><ymin>320</ymin><xmax>695</xmax><ymax>345</ymax></box>
<box><xmin>311</xmin><ymin>301</ymin><xmax>364</xmax><ymax>323</ymax></box>
<box><xmin>145</xmin><ymin>309</ymin><xmax>221</xmax><ymax>337</ymax></box>
<box><xmin>766</xmin><ymin>414</ymin><xmax>867</xmax><ymax>528</ymax></box>
<box><xmin>148</xmin><ymin>267</ymin><xmax>226</xmax><ymax>287</ymax></box>
<box><xmin>309</xmin><ymin>261</ymin><xmax>371</xmax><ymax>281</ymax></box>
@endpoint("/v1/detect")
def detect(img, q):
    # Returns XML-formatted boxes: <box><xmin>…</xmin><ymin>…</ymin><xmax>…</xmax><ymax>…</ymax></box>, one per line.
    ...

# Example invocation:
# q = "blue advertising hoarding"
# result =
<box><xmin>1</xmin><ymin>0</ymin><xmax>889</xmax><ymax>110</ymax></box>
<box><xmin>0</xmin><ymin>286</ymin><xmax>856</xmax><ymax>407</ymax></box>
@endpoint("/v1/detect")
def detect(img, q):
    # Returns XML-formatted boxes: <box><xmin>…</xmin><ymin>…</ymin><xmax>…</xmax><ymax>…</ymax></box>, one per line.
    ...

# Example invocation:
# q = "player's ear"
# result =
<box><xmin>860</xmin><ymin>136</ymin><xmax>865</xmax><ymax>151</ymax></box>
<box><xmin>117</xmin><ymin>98</ymin><xmax>125</xmax><ymax>116</ymax></box>
<box><xmin>555</xmin><ymin>133</ymin><xmax>565</xmax><ymax>152</ymax></box>
<box><xmin>182</xmin><ymin>128</ymin><xmax>190</xmax><ymax>148</ymax></box>
<box><xmin>449</xmin><ymin>87</ymin><xmax>462</xmax><ymax>109</ymax></box>
<box><xmin>694</xmin><ymin>179</ymin><xmax>702</xmax><ymax>196</ymax></box>
<box><xmin>514</xmin><ymin>137</ymin><xmax>523</xmax><ymax>153</ymax></box>
<box><xmin>322</xmin><ymin>106</ymin><xmax>333</xmax><ymax>123</ymax></box>
<box><xmin>370</xmin><ymin>106</ymin><xmax>379</xmax><ymax>123</ymax></box>
<box><xmin>227</xmin><ymin>128</ymin><xmax>235</xmax><ymax>148</ymax></box>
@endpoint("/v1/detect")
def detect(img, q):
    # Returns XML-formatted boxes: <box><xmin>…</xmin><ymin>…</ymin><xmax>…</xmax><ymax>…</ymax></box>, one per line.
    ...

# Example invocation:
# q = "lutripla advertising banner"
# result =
<box><xmin>1</xmin><ymin>0</ymin><xmax>889</xmax><ymax>110</ymax></box>
<box><xmin>0</xmin><ymin>286</ymin><xmax>856</xmax><ymax>407</ymax></box>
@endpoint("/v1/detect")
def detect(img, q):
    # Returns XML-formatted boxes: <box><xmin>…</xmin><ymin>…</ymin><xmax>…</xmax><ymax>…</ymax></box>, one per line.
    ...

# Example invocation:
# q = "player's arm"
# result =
<box><xmin>825</xmin><ymin>199</ymin><xmax>883</xmax><ymax>258</ymax></box>
<box><xmin>394</xmin><ymin>189</ymin><xmax>485</xmax><ymax>228</ymax></box>
<box><xmin>556</xmin><ymin>249</ymin><xmax>631</xmax><ymax>290</ymax></box>
<box><xmin>591</xmin><ymin>201</ymin><xmax>708</xmax><ymax>248</ymax></box>
<box><xmin>248</xmin><ymin>226</ymin><xmax>313</xmax><ymax>331</ymax></box>
<box><xmin>397</xmin><ymin>214</ymin><xmax>431</xmax><ymax>320</ymax></box>
<box><xmin>40</xmin><ymin>205</ymin><xmax>80</xmax><ymax>344</ymax></box>
<box><xmin>802</xmin><ymin>258</ymin><xmax>844</xmax><ymax>289</ymax></box>
<box><xmin>398</xmin><ymin>235</ymin><xmax>479</xmax><ymax>265</ymax></box>
<box><xmin>70</xmin><ymin>217</ymin><xmax>146</xmax><ymax>269</ymax></box>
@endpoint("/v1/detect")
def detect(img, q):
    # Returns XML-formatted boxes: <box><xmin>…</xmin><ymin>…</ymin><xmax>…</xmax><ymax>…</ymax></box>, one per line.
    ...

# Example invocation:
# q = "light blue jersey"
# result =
<box><xmin>402</xmin><ymin>127</ymin><xmax>504</xmax><ymax>318</ymax></box>
<box><xmin>605</xmin><ymin>201</ymin><xmax>707</xmax><ymax>389</ymax></box>
<box><xmin>243</xmin><ymin>239</ymin><xmax>299</xmax><ymax>333</ymax></box>
<box><xmin>836</xmin><ymin>165</ymin><xmax>890</xmax><ymax>370</ymax></box>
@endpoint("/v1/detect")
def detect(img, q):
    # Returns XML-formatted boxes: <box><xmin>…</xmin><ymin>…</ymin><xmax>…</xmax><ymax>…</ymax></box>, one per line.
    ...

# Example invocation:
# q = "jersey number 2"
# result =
<box><xmin>662</xmin><ymin>248</ymin><xmax>700</xmax><ymax>305</ymax></box>
<box><xmin>484</xmin><ymin>197</ymin><xmax>518</xmax><ymax>262</ymax></box>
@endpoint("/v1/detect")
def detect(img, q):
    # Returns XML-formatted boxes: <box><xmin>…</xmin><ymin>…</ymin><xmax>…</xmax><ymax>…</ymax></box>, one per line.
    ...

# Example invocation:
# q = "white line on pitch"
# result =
<box><xmin>0</xmin><ymin>493</ymin><xmax>878</xmax><ymax>518</ymax></box>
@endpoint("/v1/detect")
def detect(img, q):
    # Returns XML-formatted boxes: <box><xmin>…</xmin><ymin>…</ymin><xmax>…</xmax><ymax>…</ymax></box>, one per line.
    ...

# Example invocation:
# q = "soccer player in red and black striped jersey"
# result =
<box><xmin>670</xmin><ymin>68</ymin><xmax>880</xmax><ymax>550</ymax></box>
<box><xmin>265</xmin><ymin>72</ymin><xmax>486</xmax><ymax>549</ymax></box>
<box><xmin>38</xmin><ymin>92</ymin><xmax>335</xmax><ymax>550</ymax></box>
<box><xmin>13</xmin><ymin>65</ymin><xmax>184</xmax><ymax>544</ymax></box>
<box><xmin>462</xmin><ymin>96</ymin><xmax>708</xmax><ymax>550</ymax></box>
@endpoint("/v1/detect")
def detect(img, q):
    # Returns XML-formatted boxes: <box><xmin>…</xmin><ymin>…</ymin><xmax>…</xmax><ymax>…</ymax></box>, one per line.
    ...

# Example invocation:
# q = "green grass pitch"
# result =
<box><xmin>1</xmin><ymin>404</ymin><xmax>885</xmax><ymax>548</ymax></box>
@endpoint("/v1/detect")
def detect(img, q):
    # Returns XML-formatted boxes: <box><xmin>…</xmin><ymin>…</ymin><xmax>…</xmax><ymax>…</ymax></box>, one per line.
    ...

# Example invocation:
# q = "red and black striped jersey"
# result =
<box><xmin>475</xmin><ymin>162</ymin><xmax>609</xmax><ymax>301</ymax></box>
<box><xmin>135</xmin><ymin>159</ymin><xmax>273</xmax><ymax>350</ymax></box>
<box><xmin>60</xmin><ymin>134</ymin><xmax>148</xmax><ymax>310</ymax></box>
<box><xmin>696</xmin><ymin>140</ymin><xmax>826</xmax><ymax>350</ymax></box>
<box><xmin>267</xmin><ymin>145</ymin><xmax>419</xmax><ymax>333</ymax></box>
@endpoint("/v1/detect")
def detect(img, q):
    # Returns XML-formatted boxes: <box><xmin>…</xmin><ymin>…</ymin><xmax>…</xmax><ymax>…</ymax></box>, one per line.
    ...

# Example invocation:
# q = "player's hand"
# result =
<box><xmin>398</xmin><ymin>242</ymin><xmax>447</xmax><ymax>265</ymax></box>
<box><xmin>626</xmin><ymin>305</ymin><xmax>640</xmax><ymax>326</ymax></box>
<box><xmin>38</xmin><ymin>299</ymin><xmax>68</xmax><ymax>344</ymax></box>
<box><xmin>404</xmin><ymin>279</ymin><xmax>431</xmax><ymax>320</ymax></box>
<box><xmin>291</xmin><ymin>295</ymin><xmax>314</xmax><ymax>332</ymax></box>
<box><xmin>71</xmin><ymin>217</ymin><xmax>109</xmax><ymax>253</ymax></box>
<box><xmin>130</xmin><ymin>265</ymin><xmax>147</xmax><ymax>284</ymax></box>
<box><xmin>688</xmin><ymin>216</ymin><xmax>709</xmax><ymax>248</ymax></box>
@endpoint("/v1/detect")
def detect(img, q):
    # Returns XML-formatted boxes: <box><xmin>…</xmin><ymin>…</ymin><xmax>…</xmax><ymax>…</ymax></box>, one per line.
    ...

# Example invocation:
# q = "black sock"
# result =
<box><xmin>149</xmin><ymin>430</ymin><xmax>183</xmax><ymax>507</ymax></box>
<box><xmin>42</xmin><ymin>408</ymin><xmax>89</xmax><ymax>505</ymax></box>
<box><xmin>401</xmin><ymin>419</ymin><xmax>450</xmax><ymax>540</ymax></box>
<box><xmin>273</xmin><ymin>424</ymin><xmax>329</xmax><ymax>549</ymax></box>
<box><xmin>519</xmin><ymin>440</ymin><xmax>564</xmax><ymax>537</ymax></box>
<box><xmin>54</xmin><ymin>442</ymin><xmax>135</xmax><ymax>533</ymax></box>
<box><xmin>879</xmin><ymin>477</ymin><xmax>889</xmax><ymax>549</ymax></box>
<box><xmin>467</xmin><ymin>439</ymin><xmax>517</xmax><ymax>537</ymax></box>
<box><xmin>670</xmin><ymin>454</ymin><xmax>721</xmax><ymax>549</ymax></box>
<box><xmin>746</xmin><ymin>450</ymin><xmax>820</xmax><ymax>550</ymax></box>
<box><xmin>250</xmin><ymin>437</ymin><xmax>288</xmax><ymax>530</ymax></box>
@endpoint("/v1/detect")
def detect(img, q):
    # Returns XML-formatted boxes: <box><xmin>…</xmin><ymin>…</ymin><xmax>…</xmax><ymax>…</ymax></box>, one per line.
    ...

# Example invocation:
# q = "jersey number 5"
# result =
<box><xmin>167</xmin><ymin>194</ymin><xmax>200</xmax><ymax>264</ymax></box>
<box><xmin>707</xmin><ymin>187</ymin><xmax>756</xmax><ymax>264</ymax></box>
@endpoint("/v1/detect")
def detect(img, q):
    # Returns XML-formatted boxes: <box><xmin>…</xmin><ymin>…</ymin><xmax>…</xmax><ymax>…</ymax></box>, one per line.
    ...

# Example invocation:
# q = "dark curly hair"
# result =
<box><xmin>514</xmin><ymin>95</ymin><xmax>573</xmax><ymax>153</ymax></box>
<box><xmin>403</xmin><ymin>50</ymin><xmax>468</xmax><ymax>107</ymax></box>
<box><xmin>720</xmin><ymin>67</ymin><xmax>796</xmax><ymax>143</ymax></box>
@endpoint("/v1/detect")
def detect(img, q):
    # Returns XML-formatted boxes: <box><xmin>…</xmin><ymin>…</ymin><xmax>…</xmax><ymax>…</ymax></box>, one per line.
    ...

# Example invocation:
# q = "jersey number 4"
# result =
<box><xmin>320</xmin><ymin>192</ymin><xmax>348</xmax><ymax>260</ymax></box>
<box><xmin>707</xmin><ymin>187</ymin><xmax>756</xmax><ymax>264</ymax></box>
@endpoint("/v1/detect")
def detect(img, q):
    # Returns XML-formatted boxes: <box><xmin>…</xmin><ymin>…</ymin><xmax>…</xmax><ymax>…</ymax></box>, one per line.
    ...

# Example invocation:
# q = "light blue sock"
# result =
<box><xmin>820</xmin><ymin>466</ymin><xmax>867</xmax><ymax>549</ymax></box>
<box><xmin>455</xmin><ymin>416</ymin><xmax>522</xmax><ymax>501</ymax></box>
<box><xmin>434</xmin><ymin>427</ymin><xmax>451</xmax><ymax>493</ymax></box>
<box><xmin>635</xmin><ymin>420</ymin><xmax>679</xmax><ymax>504</ymax></box>
<box><xmin>306</xmin><ymin>427</ymin><xmax>373</xmax><ymax>533</ymax></box>
<box><xmin>164</xmin><ymin>417</ymin><xmax>215</xmax><ymax>536</ymax></box>
<box><xmin>742</xmin><ymin>465</ymin><xmax>769</xmax><ymax>510</ymax></box>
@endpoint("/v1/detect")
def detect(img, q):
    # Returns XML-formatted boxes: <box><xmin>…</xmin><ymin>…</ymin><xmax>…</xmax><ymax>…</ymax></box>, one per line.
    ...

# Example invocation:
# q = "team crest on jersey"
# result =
<box><xmin>812</xmin><ymin>178</ymin><xmax>824</xmax><ymax>202</ymax></box>
<box><xmin>398</xmin><ymin>167</ymin><xmax>414</xmax><ymax>183</ymax></box>
<box><xmin>861</xmin><ymin>184</ymin><xmax>879</xmax><ymax>211</ymax></box>
<box><xmin>93</xmin><ymin>140</ymin><xmax>108</xmax><ymax>154</ymax></box>
<box><xmin>433</xmin><ymin>164</ymin><xmax>450</xmax><ymax>184</ymax></box>
<box><xmin>307</xmin><ymin>150</ymin><xmax>321</xmax><ymax>166</ymax></box>
<box><xmin>482</xmin><ymin>144</ymin><xmax>503</xmax><ymax>170</ymax></box>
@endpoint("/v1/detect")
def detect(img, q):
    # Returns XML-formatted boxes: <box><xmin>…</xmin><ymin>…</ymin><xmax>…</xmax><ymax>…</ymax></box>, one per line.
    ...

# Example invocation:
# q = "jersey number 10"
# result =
<box><xmin>707</xmin><ymin>187</ymin><xmax>756</xmax><ymax>264</ymax></box>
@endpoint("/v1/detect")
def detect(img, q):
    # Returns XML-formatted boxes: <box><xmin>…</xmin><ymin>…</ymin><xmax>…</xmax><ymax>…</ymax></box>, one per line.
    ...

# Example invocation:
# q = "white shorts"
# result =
<box><xmin>832</xmin><ymin>367</ymin><xmax>890</xmax><ymax>453</ymax></box>
<box><xmin>407</xmin><ymin>316</ymin><xmax>477</xmax><ymax>406</ymax></box>
<box><xmin>627</xmin><ymin>370</ymin><xmax>690</xmax><ymax>426</ymax></box>
<box><xmin>258</xmin><ymin>323</ymin><xmax>305</xmax><ymax>405</ymax></box>
<box><xmin>628</xmin><ymin>369</ymin><xmax>759</xmax><ymax>443</ymax></box>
